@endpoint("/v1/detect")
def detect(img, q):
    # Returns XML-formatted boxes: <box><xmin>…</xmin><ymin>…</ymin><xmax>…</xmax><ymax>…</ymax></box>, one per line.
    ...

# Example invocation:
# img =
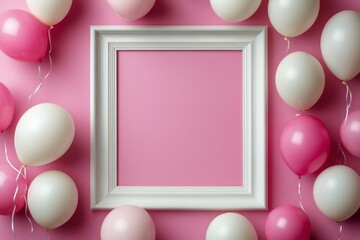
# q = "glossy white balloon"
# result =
<box><xmin>28</xmin><ymin>171</ymin><xmax>78</xmax><ymax>229</ymax></box>
<box><xmin>26</xmin><ymin>0</ymin><xmax>72</xmax><ymax>26</ymax></box>
<box><xmin>210</xmin><ymin>0</ymin><xmax>261</xmax><ymax>22</ymax></box>
<box><xmin>276</xmin><ymin>51</ymin><xmax>325</xmax><ymax>110</ymax></box>
<box><xmin>321</xmin><ymin>10</ymin><xmax>360</xmax><ymax>81</ymax></box>
<box><xmin>313</xmin><ymin>165</ymin><xmax>360</xmax><ymax>222</ymax></box>
<box><xmin>14</xmin><ymin>103</ymin><xmax>75</xmax><ymax>166</ymax></box>
<box><xmin>268</xmin><ymin>0</ymin><xmax>320</xmax><ymax>37</ymax></box>
<box><xmin>107</xmin><ymin>0</ymin><xmax>156</xmax><ymax>20</ymax></box>
<box><xmin>206</xmin><ymin>213</ymin><xmax>258</xmax><ymax>240</ymax></box>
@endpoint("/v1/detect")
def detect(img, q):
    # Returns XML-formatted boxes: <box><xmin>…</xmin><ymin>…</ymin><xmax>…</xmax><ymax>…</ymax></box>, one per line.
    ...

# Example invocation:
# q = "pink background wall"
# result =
<box><xmin>0</xmin><ymin>0</ymin><xmax>360</xmax><ymax>239</ymax></box>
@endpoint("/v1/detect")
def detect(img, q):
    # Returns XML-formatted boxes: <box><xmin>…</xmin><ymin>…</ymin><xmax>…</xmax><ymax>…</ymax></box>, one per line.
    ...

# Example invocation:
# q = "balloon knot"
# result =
<box><xmin>44</xmin><ymin>228</ymin><xmax>49</xmax><ymax>232</ymax></box>
<box><xmin>22</xmin><ymin>164</ymin><xmax>27</xmax><ymax>168</ymax></box>
<box><xmin>50</xmin><ymin>25</ymin><xmax>54</xmax><ymax>30</ymax></box>
<box><xmin>284</xmin><ymin>36</ymin><xmax>288</xmax><ymax>41</ymax></box>
<box><xmin>342</xmin><ymin>81</ymin><xmax>347</xmax><ymax>85</ymax></box>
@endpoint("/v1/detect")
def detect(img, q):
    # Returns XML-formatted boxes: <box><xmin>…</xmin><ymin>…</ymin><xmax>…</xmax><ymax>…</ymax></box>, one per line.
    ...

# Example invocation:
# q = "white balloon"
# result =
<box><xmin>26</xmin><ymin>0</ymin><xmax>73</xmax><ymax>26</ymax></box>
<box><xmin>321</xmin><ymin>10</ymin><xmax>360</xmax><ymax>81</ymax></box>
<box><xmin>276</xmin><ymin>51</ymin><xmax>325</xmax><ymax>110</ymax></box>
<box><xmin>210</xmin><ymin>0</ymin><xmax>261</xmax><ymax>22</ymax></box>
<box><xmin>206</xmin><ymin>213</ymin><xmax>258</xmax><ymax>240</ymax></box>
<box><xmin>28</xmin><ymin>171</ymin><xmax>78</xmax><ymax>229</ymax></box>
<box><xmin>313</xmin><ymin>165</ymin><xmax>360</xmax><ymax>222</ymax></box>
<box><xmin>14</xmin><ymin>103</ymin><xmax>75</xmax><ymax>167</ymax></box>
<box><xmin>268</xmin><ymin>0</ymin><xmax>320</xmax><ymax>37</ymax></box>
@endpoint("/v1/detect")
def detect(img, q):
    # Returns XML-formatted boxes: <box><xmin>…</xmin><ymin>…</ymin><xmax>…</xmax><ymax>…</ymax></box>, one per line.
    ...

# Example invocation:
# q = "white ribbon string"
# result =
<box><xmin>22</xmin><ymin>167</ymin><xmax>34</xmax><ymax>233</ymax></box>
<box><xmin>27</xmin><ymin>27</ymin><xmax>53</xmax><ymax>106</ymax></box>
<box><xmin>343</xmin><ymin>82</ymin><xmax>353</xmax><ymax>124</ymax></box>
<box><xmin>298</xmin><ymin>176</ymin><xmax>306</xmax><ymax>213</ymax></box>
<box><xmin>337</xmin><ymin>141</ymin><xmax>347</xmax><ymax>165</ymax></box>
<box><xmin>338</xmin><ymin>222</ymin><xmax>343</xmax><ymax>240</ymax></box>
<box><xmin>284</xmin><ymin>37</ymin><xmax>291</xmax><ymax>53</ymax></box>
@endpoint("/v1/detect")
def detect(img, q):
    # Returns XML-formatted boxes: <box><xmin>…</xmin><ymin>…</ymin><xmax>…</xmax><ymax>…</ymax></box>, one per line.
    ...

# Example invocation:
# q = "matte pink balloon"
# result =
<box><xmin>107</xmin><ymin>0</ymin><xmax>156</xmax><ymax>20</ymax></box>
<box><xmin>0</xmin><ymin>82</ymin><xmax>14</xmax><ymax>131</ymax></box>
<box><xmin>101</xmin><ymin>205</ymin><xmax>156</xmax><ymax>240</ymax></box>
<box><xmin>0</xmin><ymin>9</ymin><xmax>49</xmax><ymax>62</ymax></box>
<box><xmin>340</xmin><ymin>110</ymin><xmax>360</xmax><ymax>158</ymax></box>
<box><xmin>280</xmin><ymin>115</ymin><xmax>331</xmax><ymax>176</ymax></box>
<box><xmin>0</xmin><ymin>165</ymin><xmax>26</xmax><ymax>215</ymax></box>
<box><xmin>265</xmin><ymin>205</ymin><xmax>311</xmax><ymax>240</ymax></box>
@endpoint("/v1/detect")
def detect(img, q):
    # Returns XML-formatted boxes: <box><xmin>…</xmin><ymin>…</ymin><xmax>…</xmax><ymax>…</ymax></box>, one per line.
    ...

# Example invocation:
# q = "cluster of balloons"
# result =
<box><xmin>0</xmin><ymin>96</ymin><xmax>78</xmax><ymax>231</ymax></box>
<box><xmin>107</xmin><ymin>0</ymin><xmax>156</xmax><ymax>20</ymax></box>
<box><xmin>273</xmin><ymin>2</ymin><xmax>360</xmax><ymax>234</ymax></box>
<box><xmin>0</xmin><ymin>0</ymin><xmax>72</xmax><ymax>62</ymax></box>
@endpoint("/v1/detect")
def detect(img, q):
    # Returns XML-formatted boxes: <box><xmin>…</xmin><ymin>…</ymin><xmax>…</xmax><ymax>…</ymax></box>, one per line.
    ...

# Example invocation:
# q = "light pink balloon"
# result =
<box><xmin>0</xmin><ymin>9</ymin><xmax>49</xmax><ymax>62</ymax></box>
<box><xmin>340</xmin><ymin>110</ymin><xmax>360</xmax><ymax>158</ymax></box>
<box><xmin>101</xmin><ymin>205</ymin><xmax>156</xmax><ymax>240</ymax></box>
<box><xmin>0</xmin><ymin>82</ymin><xmax>14</xmax><ymax>131</ymax></box>
<box><xmin>0</xmin><ymin>165</ymin><xmax>26</xmax><ymax>215</ymax></box>
<box><xmin>280</xmin><ymin>115</ymin><xmax>331</xmax><ymax>176</ymax></box>
<box><xmin>265</xmin><ymin>205</ymin><xmax>311</xmax><ymax>240</ymax></box>
<box><xmin>107</xmin><ymin>0</ymin><xmax>156</xmax><ymax>20</ymax></box>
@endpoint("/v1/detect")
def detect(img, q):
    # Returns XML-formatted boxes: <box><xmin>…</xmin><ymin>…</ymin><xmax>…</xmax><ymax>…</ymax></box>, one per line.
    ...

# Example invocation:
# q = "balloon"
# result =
<box><xmin>0</xmin><ymin>82</ymin><xmax>14</xmax><ymax>131</ymax></box>
<box><xmin>265</xmin><ymin>205</ymin><xmax>311</xmax><ymax>240</ymax></box>
<box><xmin>210</xmin><ymin>0</ymin><xmax>261</xmax><ymax>22</ymax></box>
<box><xmin>206</xmin><ymin>213</ymin><xmax>258</xmax><ymax>240</ymax></box>
<box><xmin>276</xmin><ymin>51</ymin><xmax>325</xmax><ymax>111</ymax></box>
<box><xmin>26</xmin><ymin>0</ymin><xmax>73</xmax><ymax>26</ymax></box>
<box><xmin>0</xmin><ymin>165</ymin><xmax>26</xmax><ymax>215</ymax></box>
<box><xmin>14</xmin><ymin>103</ymin><xmax>75</xmax><ymax>167</ymax></box>
<box><xmin>340</xmin><ymin>110</ymin><xmax>360</xmax><ymax>158</ymax></box>
<box><xmin>280</xmin><ymin>115</ymin><xmax>331</xmax><ymax>176</ymax></box>
<box><xmin>0</xmin><ymin>9</ymin><xmax>49</xmax><ymax>62</ymax></box>
<box><xmin>313</xmin><ymin>165</ymin><xmax>360</xmax><ymax>222</ymax></box>
<box><xmin>321</xmin><ymin>10</ymin><xmax>360</xmax><ymax>82</ymax></box>
<box><xmin>268</xmin><ymin>0</ymin><xmax>320</xmax><ymax>37</ymax></box>
<box><xmin>27</xmin><ymin>170</ymin><xmax>78</xmax><ymax>229</ymax></box>
<box><xmin>101</xmin><ymin>205</ymin><xmax>156</xmax><ymax>240</ymax></box>
<box><xmin>107</xmin><ymin>0</ymin><xmax>156</xmax><ymax>20</ymax></box>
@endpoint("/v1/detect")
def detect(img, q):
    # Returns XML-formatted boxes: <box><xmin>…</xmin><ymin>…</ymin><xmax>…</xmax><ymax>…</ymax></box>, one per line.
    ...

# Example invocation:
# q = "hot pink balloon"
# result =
<box><xmin>340</xmin><ymin>110</ymin><xmax>360</xmax><ymax>158</ymax></box>
<box><xmin>0</xmin><ymin>82</ymin><xmax>14</xmax><ymax>131</ymax></box>
<box><xmin>280</xmin><ymin>115</ymin><xmax>331</xmax><ymax>176</ymax></box>
<box><xmin>101</xmin><ymin>205</ymin><xmax>156</xmax><ymax>240</ymax></box>
<box><xmin>0</xmin><ymin>165</ymin><xmax>26</xmax><ymax>215</ymax></box>
<box><xmin>265</xmin><ymin>205</ymin><xmax>311</xmax><ymax>240</ymax></box>
<box><xmin>107</xmin><ymin>0</ymin><xmax>156</xmax><ymax>20</ymax></box>
<box><xmin>0</xmin><ymin>9</ymin><xmax>49</xmax><ymax>62</ymax></box>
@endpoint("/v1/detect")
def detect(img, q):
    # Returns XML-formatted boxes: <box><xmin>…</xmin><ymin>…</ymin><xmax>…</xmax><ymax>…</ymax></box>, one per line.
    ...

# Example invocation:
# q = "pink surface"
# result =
<box><xmin>117</xmin><ymin>50</ymin><xmax>243</xmax><ymax>186</ymax></box>
<box><xmin>0</xmin><ymin>0</ymin><xmax>359</xmax><ymax>240</ymax></box>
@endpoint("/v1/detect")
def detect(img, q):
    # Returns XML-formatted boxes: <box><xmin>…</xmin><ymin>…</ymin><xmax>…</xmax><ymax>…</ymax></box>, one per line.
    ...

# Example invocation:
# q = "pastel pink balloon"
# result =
<box><xmin>0</xmin><ymin>9</ymin><xmax>49</xmax><ymax>62</ymax></box>
<box><xmin>101</xmin><ymin>205</ymin><xmax>156</xmax><ymax>240</ymax></box>
<box><xmin>340</xmin><ymin>110</ymin><xmax>360</xmax><ymax>158</ymax></box>
<box><xmin>265</xmin><ymin>205</ymin><xmax>311</xmax><ymax>240</ymax></box>
<box><xmin>0</xmin><ymin>165</ymin><xmax>27</xmax><ymax>215</ymax></box>
<box><xmin>107</xmin><ymin>0</ymin><xmax>156</xmax><ymax>20</ymax></box>
<box><xmin>0</xmin><ymin>82</ymin><xmax>14</xmax><ymax>131</ymax></box>
<box><xmin>280</xmin><ymin>115</ymin><xmax>331</xmax><ymax>176</ymax></box>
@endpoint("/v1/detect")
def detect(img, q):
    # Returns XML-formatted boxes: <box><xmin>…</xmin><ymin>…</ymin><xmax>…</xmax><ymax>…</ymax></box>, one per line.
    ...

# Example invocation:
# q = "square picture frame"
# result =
<box><xmin>90</xmin><ymin>26</ymin><xmax>267</xmax><ymax>210</ymax></box>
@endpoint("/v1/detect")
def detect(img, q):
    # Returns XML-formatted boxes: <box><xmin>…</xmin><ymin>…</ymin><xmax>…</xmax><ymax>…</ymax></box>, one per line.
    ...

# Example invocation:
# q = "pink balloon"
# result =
<box><xmin>265</xmin><ymin>205</ymin><xmax>311</xmax><ymax>240</ymax></box>
<box><xmin>340</xmin><ymin>110</ymin><xmax>360</xmax><ymax>158</ymax></box>
<box><xmin>0</xmin><ymin>82</ymin><xmax>14</xmax><ymax>131</ymax></box>
<box><xmin>101</xmin><ymin>205</ymin><xmax>156</xmax><ymax>240</ymax></box>
<box><xmin>0</xmin><ymin>165</ymin><xmax>27</xmax><ymax>215</ymax></box>
<box><xmin>107</xmin><ymin>0</ymin><xmax>156</xmax><ymax>20</ymax></box>
<box><xmin>280</xmin><ymin>115</ymin><xmax>331</xmax><ymax>176</ymax></box>
<box><xmin>0</xmin><ymin>9</ymin><xmax>49</xmax><ymax>62</ymax></box>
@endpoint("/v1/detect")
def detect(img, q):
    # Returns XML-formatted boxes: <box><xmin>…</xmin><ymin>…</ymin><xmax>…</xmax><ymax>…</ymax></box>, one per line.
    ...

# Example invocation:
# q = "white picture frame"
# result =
<box><xmin>90</xmin><ymin>26</ymin><xmax>267</xmax><ymax>210</ymax></box>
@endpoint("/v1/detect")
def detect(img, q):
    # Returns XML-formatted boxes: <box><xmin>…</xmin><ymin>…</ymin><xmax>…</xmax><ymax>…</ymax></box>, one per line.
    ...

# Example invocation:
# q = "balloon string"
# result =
<box><xmin>337</xmin><ymin>222</ymin><xmax>343</xmax><ymax>240</ymax></box>
<box><xmin>1</xmin><ymin>132</ymin><xmax>21</xmax><ymax>174</ymax></box>
<box><xmin>42</xmin><ymin>228</ymin><xmax>50</xmax><ymax>240</ymax></box>
<box><xmin>22</xmin><ymin>166</ymin><xmax>34</xmax><ymax>233</ymax></box>
<box><xmin>298</xmin><ymin>176</ymin><xmax>306</xmax><ymax>213</ymax></box>
<box><xmin>284</xmin><ymin>37</ymin><xmax>290</xmax><ymax>53</ymax></box>
<box><xmin>343</xmin><ymin>82</ymin><xmax>352</xmax><ymax>124</ymax></box>
<box><xmin>11</xmin><ymin>165</ymin><xmax>25</xmax><ymax>237</ymax></box>
<box><xmin>27</xmin><ymin>26</ymin><xmax>53</xmax><ymax>106</ymax></box>
<box><xmin>337</xmin><ymin>141</ymin><xmax>347</xmax><ymax>165</ymax></box>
